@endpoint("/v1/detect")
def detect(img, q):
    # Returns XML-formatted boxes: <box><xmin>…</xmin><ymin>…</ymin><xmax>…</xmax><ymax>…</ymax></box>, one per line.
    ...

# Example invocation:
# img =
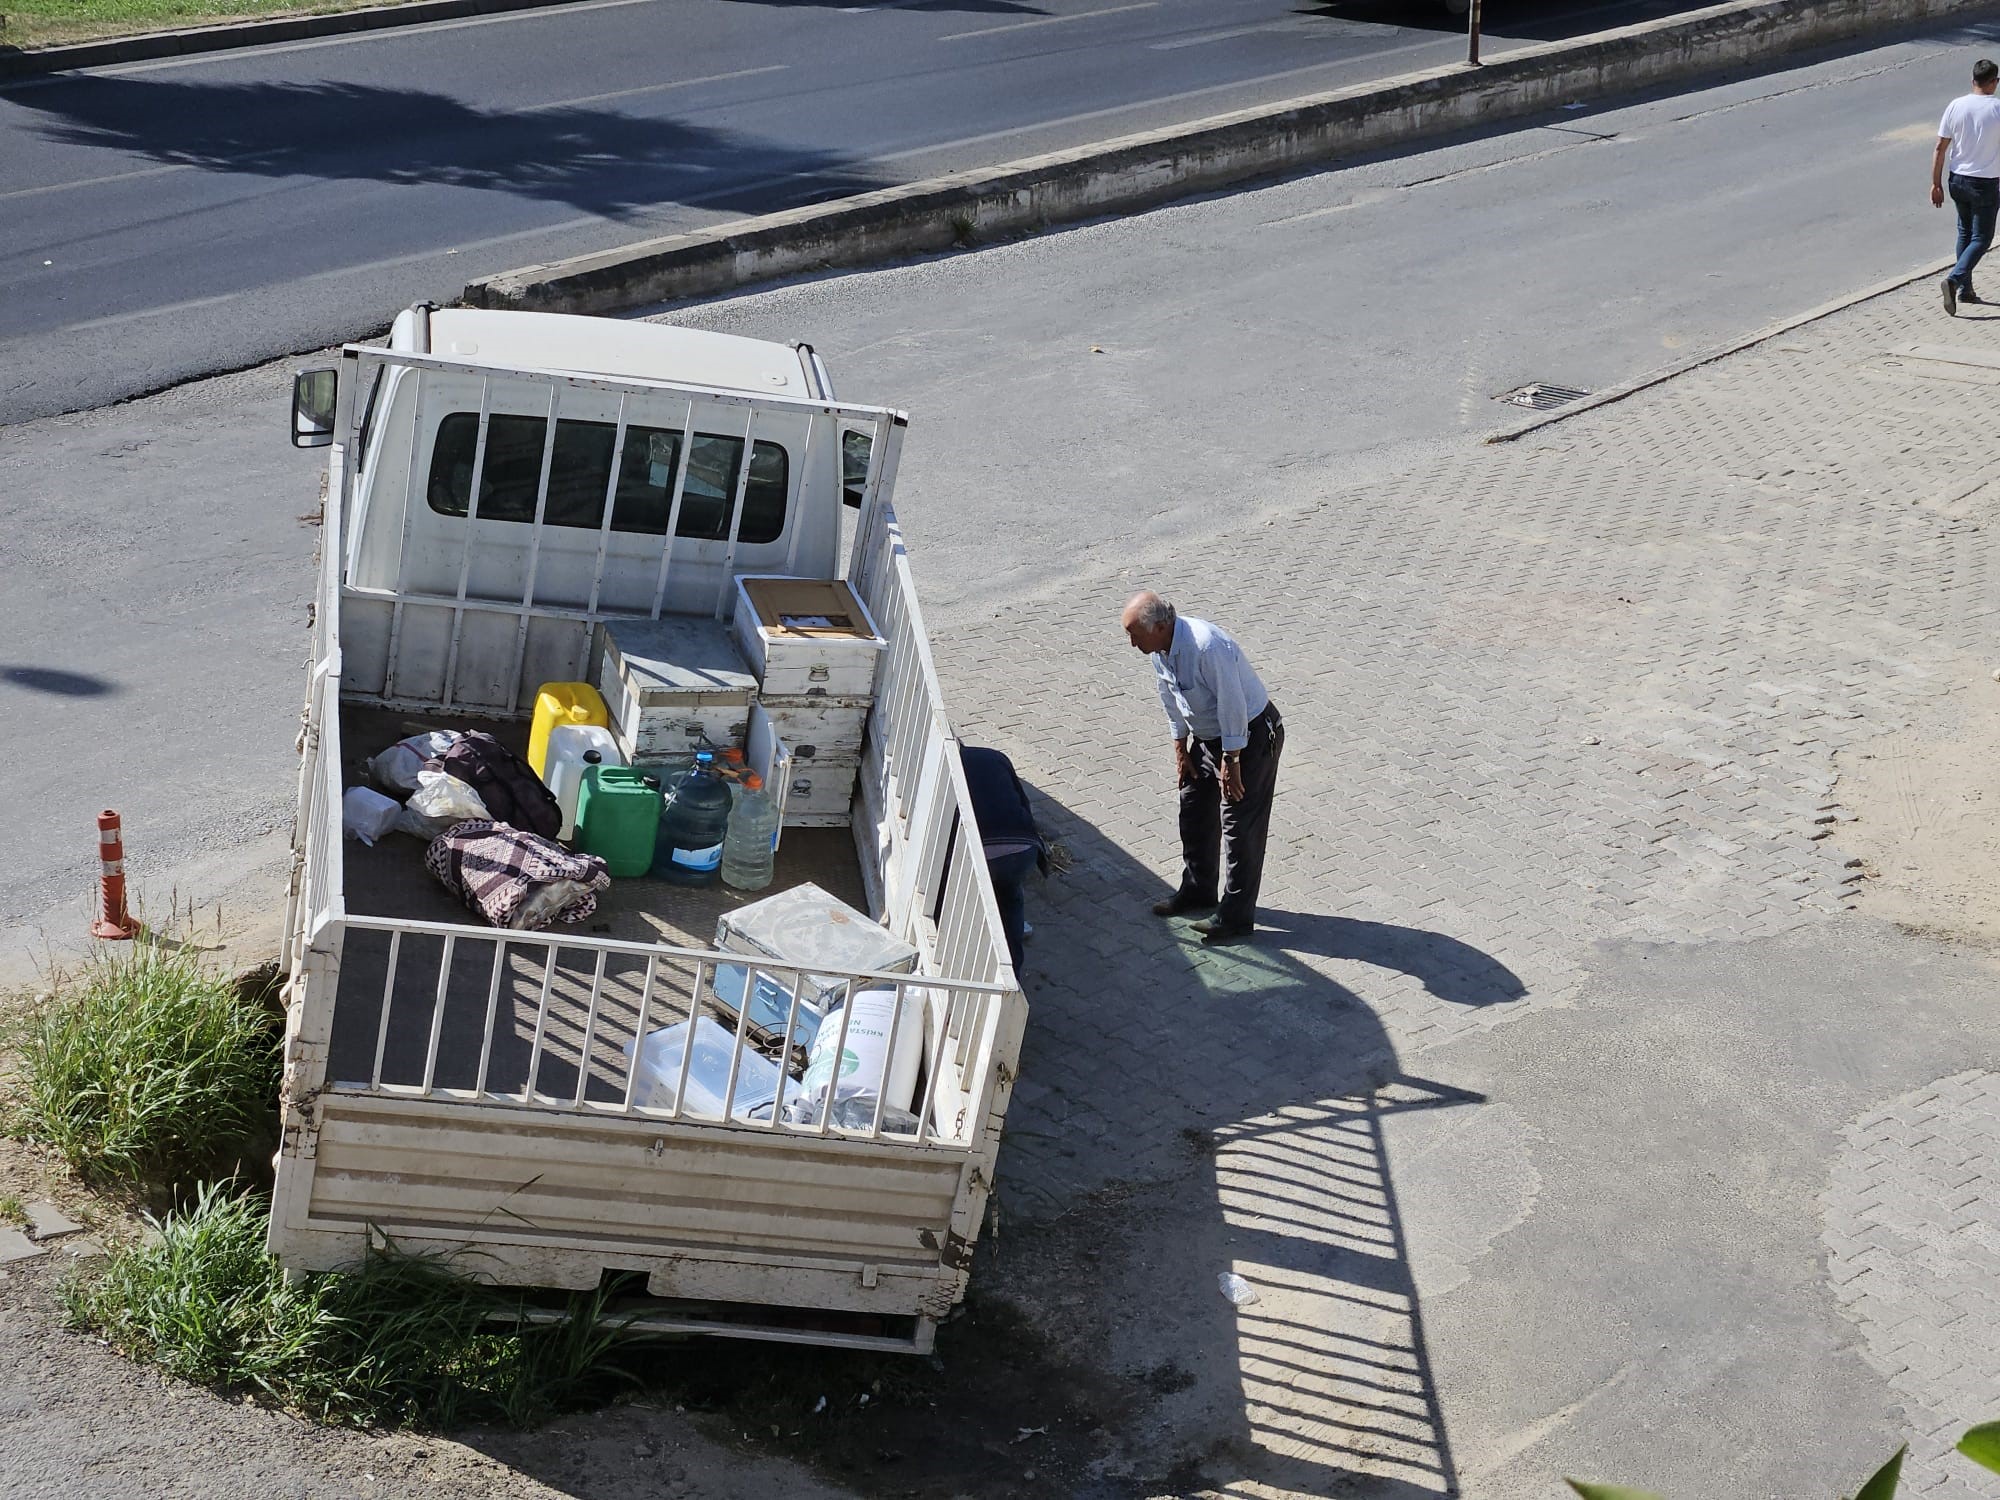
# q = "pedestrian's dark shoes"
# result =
<box><xmin>1964</xmin><ymin>287</ymin><xmax>1985</xmax><ymax>304</ymax></box>
<box><xmin>1152</xmin><ymin>892</ymin><xmax>1218</xmax><ymax>918</ymax></box>
<box><xmin>1944</xmin><ymin>277</ymin><xmax>1960</xmax><ymax>316</ymax></box>
<box><xmin>1194</xmin><ymin>917</ymin><xmax>1255</xmax><ymax>944</ymax></box>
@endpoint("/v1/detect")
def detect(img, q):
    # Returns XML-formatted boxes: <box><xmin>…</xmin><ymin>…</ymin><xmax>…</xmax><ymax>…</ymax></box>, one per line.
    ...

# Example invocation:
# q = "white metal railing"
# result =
<box><xmin>845</xmin><ymin>498</ymin><xmax>1023</xmax><ymax>1144</ymax></box>
<box><xmin>339</xmin><ymin>346</ymin><xmax>907</xmax><ymax>713</ymax></box>
<box><xmin>330</xmin><ymin>915</ymin><xmax>1007</xmax><ymax>1148</ymax></box>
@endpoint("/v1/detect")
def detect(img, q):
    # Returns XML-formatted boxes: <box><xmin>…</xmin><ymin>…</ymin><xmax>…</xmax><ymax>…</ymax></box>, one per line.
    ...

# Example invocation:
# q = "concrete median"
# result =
<box><xmin>465</xmin><ymin>0</ymin><xmax>2000</xmax><ymax>316</ymax></box>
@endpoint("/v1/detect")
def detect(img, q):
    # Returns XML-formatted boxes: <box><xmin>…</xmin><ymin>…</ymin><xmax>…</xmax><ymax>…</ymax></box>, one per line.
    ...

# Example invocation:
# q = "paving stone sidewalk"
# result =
<box><xmin>931</xmin><ymin>274</ymin><xmax>2000</xmax><ymax>1494</ymax></box>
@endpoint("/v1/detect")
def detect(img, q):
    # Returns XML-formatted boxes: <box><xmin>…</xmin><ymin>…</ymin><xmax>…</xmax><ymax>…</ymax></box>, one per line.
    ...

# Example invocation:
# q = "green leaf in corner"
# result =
<box><xmin>1565</xmin><ymin>1483</ymin><xmax>1667</xmax><ymax>1500</ymax></box>
<box><xmin>1958</xmin><ymin>1423</ymin><xmax>2000</xmax><ymax>1476</ymax></box>
<box><xmin>1853</xmin><ymin>1445</ymin><xmax>1906</xmax><ymax>1500</ymax></box>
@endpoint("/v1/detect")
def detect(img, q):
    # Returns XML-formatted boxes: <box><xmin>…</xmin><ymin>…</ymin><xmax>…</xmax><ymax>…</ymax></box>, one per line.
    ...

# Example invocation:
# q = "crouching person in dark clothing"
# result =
<box><xmin>961</xmin><ymin>746</ymin><xmax>1047</xmax><ymax>976</ymax></box>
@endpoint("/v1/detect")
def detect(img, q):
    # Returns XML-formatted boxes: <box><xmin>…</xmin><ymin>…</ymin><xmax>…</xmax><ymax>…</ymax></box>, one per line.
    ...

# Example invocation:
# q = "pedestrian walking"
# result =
<box><xmin>961</xmin><ymin>745</ymin><xmax>1047</xmax><ymax>976</ymax></box>
<box><xmin>1933</xmin><ymin>58</ymin><xmax>2000</xmax><ymax>315</ymax></box>
<box><xmin>1121</xmin><ymin>591</ymin><xmax>1284</xmax><ymax>945</ymax></box>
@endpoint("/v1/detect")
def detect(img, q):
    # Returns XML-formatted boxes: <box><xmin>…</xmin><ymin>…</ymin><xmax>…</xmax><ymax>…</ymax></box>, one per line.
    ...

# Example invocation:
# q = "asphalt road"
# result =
<box><xmin>0</xmin><ymin>0</ymin><xmax>1719</xmax><ymax>426</ymax></box>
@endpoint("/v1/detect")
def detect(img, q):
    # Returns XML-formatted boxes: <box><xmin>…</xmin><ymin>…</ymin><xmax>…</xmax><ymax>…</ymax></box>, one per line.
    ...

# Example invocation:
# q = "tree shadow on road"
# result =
<box><xmin>11</xmin><ymin>76</ymin><xmax>884</xmax><ymax>219</ymax></box>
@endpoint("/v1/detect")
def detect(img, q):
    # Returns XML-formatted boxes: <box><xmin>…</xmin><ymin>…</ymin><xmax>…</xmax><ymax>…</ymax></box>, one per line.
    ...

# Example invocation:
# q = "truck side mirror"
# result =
<box><xmin>291</xmin><ymin>368</ymin><xmax>338</xmax><ymax>448</ymax></box>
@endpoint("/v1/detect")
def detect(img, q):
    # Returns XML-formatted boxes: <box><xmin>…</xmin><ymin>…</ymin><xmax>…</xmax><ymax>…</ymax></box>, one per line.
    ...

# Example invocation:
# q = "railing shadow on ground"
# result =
<box><xmin>980</xmin><ymin>775</ymin><xmax>1525</xmax><ymax>1498</ymax></box>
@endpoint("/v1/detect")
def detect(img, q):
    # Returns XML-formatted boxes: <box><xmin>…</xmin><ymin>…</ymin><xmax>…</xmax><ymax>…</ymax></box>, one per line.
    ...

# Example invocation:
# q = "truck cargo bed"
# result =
<box><xmin>326</xmin><ymin>706</ymin><xmax>866</xmax><ymax>1103</ymax></box>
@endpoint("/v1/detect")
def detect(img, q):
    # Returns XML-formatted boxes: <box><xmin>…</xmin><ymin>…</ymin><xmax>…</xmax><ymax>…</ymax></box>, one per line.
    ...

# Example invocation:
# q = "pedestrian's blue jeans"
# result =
<box><xmin>986</xmin><ymin>847</ymin><xmax>1039</xmax><ymax>976</ymax></box>
<box><xmin>1950</xmin><ymin>172</ymin><xmax>2000</xmax><ymax>290</ymax></box>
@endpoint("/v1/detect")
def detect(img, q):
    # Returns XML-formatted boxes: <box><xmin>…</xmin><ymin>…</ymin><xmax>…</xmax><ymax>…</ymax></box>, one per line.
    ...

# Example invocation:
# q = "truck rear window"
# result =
<box><xmin>426</xmin><ymin>413</ymin><xmax>789</xmax><ymax>544</ymax></box>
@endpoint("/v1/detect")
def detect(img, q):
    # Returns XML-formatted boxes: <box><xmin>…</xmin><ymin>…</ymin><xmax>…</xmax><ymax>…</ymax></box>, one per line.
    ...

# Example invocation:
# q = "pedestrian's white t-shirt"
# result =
<box><xmin>1941</xmin><ymin>92</ymin><xmax>2000</xmax><ymax>179</ymax></box>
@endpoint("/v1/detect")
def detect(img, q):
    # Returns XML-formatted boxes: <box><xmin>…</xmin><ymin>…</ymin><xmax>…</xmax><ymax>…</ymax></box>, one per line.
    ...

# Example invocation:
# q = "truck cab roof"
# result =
<box><xmin>395</xmin><ymin>307</ymin><xmax>819</xmax><ymax>399</ymax></box>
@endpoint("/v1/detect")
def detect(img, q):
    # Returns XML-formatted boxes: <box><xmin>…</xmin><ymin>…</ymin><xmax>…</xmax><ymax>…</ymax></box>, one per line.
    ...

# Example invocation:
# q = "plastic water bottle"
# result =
<box><xmin>721</xmin><ymin>772</ymin><xmax>779</xmax><ymax>891</ymax></box>
<box><xmin>652</xmin><ymin>752</ymin><xmax>733</xmax><ymax>886</ymax></box>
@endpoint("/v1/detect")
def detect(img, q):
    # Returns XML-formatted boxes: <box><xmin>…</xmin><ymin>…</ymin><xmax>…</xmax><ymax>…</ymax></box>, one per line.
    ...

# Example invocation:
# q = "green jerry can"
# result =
<box><xmin>574</xmin><ymin>765</ymin><xmax>662</xmax><ymax>879</ymax></box>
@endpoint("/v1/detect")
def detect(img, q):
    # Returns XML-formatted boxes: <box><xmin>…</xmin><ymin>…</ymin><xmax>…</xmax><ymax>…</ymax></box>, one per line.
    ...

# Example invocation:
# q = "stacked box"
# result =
<box><xmin>733</xmin><ymin>577</ymin><xmax>884</xmax><ymax>826</ymax></box>
<box><xmin>710</xmin><ymin>881</ymin><xmax>920</xmax><ymax>1047</ymax></box>
<box><xmin>596</xmin><ymin>616</ymin><xmax>757</xmax><ymax>761</ymax></box>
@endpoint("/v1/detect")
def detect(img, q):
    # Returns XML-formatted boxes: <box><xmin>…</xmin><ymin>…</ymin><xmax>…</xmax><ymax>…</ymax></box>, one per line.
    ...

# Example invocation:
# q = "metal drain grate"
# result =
<box><xmin>1495</xmin><ymin>381</ymin><xmax>1590</xmax><ymax>411</ymax></box>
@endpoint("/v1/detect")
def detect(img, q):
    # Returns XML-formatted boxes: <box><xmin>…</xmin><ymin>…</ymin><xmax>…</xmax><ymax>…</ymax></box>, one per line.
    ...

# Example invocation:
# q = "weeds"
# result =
<box><xmin>65</xmin><ymin>1183</ymin><xmax>649</xmax><ymax>1429</ymax></box>
<box><xmin>8</xmin><ymin>940</ymin><xmax>281</xmax><ymax>1198</ymax></box>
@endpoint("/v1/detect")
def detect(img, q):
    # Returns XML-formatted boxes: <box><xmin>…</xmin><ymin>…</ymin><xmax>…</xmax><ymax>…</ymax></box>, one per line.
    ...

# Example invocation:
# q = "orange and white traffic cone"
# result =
<box><xmin>92</xmin><ymin>809</ymin><xmax>140</xmax><ymax>941</ymax></box>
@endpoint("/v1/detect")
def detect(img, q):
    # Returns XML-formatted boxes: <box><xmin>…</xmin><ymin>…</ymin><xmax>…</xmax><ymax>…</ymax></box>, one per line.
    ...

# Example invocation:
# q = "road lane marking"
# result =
<box><xmin>0</xmin><ymin>160</ymin><xmax>195</xmax><ymax>204</ymax></box>
<box><xmin>1150</xmin><ymin>21</ymin><xmax>1293</xmax><ymax>49</ymax></box>
<box><xmin>525</xmin><ymin>64</ymin><xmax>788</xmax><ymax>112</ymax></box>
<box><xmin>938</xmin><ymin>1</ymin><xmax>1154</xmax><ymax>43</ymax></box>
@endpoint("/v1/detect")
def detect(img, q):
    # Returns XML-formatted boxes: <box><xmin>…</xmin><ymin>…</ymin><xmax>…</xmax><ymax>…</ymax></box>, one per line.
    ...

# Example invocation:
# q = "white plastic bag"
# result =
<box><xmin>341</xmin><ymin>786</ymin><xmax>401</xmax><ymax>846</ymax></box>
<box><xmin>394</xmin><ymin>770</ymin><xmax>490</xmax><ymax>840</ymax></box>
<box><xmin>369</xmin><ymin>730</ymin><xmax>463</xmax><ymax>793</ymax></box>
<box><xmin>789</xmin><ymin>986</ymin><xmax>930</xmax><ymax>1129</ymax></box>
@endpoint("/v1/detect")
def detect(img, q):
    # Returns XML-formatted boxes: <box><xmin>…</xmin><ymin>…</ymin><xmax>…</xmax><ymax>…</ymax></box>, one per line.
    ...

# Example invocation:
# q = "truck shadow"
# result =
<box><xmin>8</xmin><ymin>76</ymin><xmax>883</xmax><ymax>219</ymax></box>
<box><xmin>972</xmin><ymin>778</ymin><xmax>1525</xmax><ymax>1497</ymax></box>
<box><xmin>452</xmin><ymin>776</ymin><xmax>1522</xmax><ymax>1499</ymax></box>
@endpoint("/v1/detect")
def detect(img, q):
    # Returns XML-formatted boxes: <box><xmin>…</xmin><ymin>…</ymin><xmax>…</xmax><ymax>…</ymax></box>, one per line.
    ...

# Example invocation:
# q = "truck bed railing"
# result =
<box><xmin>325</xmin><ymin>914</ymin><xmax>1007</xmax><ymax>1148</ymax></box>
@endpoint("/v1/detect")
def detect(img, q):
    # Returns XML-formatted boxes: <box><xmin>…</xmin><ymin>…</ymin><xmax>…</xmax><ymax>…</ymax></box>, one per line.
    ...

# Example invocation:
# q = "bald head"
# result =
<box><xmin>1122</xmin><ymin>591</ymin><xmax>1176</xmax><ymax>655</ymax></box>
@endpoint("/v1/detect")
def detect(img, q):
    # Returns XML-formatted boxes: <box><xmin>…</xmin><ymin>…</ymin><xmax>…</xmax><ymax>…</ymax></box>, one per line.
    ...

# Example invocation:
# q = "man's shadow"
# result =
<box><xmin>979</xmin><ymin>779</ymin><xmax>1526</xmax><ymax>1498</ymax></box>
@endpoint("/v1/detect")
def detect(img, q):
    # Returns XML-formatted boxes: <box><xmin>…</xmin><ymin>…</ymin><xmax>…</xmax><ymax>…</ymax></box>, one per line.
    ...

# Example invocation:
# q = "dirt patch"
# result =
<box><xmin>1833</xmin><ymin>686</ymin><xmax>2000</xmax><ymax>943</ymax></box>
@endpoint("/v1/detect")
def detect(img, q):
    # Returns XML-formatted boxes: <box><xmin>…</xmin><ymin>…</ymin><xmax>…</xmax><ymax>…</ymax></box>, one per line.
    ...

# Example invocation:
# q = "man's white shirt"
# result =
<box><xmin>1941</xmin><ymin>92</ymin><xmax>2000</xmax><ymax>179</ymax></box>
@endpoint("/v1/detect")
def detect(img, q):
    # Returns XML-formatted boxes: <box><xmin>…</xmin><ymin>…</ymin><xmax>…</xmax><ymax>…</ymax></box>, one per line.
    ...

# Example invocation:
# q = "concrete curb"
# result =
<box><xmin>0</xmin><ymin>0</ymin><xmax>588</xmax><ymax>79</ymax></box>
<box><xmin>464</xmin><ymin>0</ymin><xmax>2000</xmax><ymax>317</ymax></box>
<box><xmin>1485</xmin><ymin>259</ymin><xmax>1953</xmax><ymax>444</ymax></box>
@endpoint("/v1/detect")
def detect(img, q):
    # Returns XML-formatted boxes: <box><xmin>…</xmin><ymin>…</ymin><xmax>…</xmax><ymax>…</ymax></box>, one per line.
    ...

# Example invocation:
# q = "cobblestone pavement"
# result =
<box><xmin>945</xmin><ymin>276</ymin><xmax>1993</xmax><ymax>1206</ymax></box>
<box><xmin>1826</xmin><ymin>1071</ymin><xmax>2000</xmax><ymax>1496</ymax></box>
<box><xmin>932</xmin><ymin>273</ymin><xmax>2000</xmax><ymax>1493</ymax></box>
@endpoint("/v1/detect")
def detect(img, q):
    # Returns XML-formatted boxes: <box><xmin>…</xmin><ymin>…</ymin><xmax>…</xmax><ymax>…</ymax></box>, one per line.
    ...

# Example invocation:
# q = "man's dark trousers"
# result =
<box><xmin>1951</xmin><ymin>171</ymin><xmax>2000</xmax><ymax>290</ymax></box>
<box><xmin>1176</xmin><ymin>703</ymin><xmax>1284</xmax><ymax>928</ymax></box>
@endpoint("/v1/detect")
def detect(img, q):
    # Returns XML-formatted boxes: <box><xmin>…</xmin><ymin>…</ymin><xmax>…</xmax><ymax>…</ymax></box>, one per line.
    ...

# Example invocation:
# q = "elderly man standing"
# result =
<box><xmin>1121</xmin><ymin>591</ymin><xmax>1284</xmax><ymax>944</ymax></box>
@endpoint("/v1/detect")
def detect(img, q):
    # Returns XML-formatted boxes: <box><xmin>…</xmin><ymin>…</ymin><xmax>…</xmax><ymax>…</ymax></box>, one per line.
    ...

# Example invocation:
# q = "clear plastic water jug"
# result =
<box><xmin>652</xmin><ymin>752</ymin><xmax>733</xmax><ymax>886</ymax></box>
<box><xmin>721</xmin><ymin>772</ymin><xmax>779</xmax><ymax>892</ymax></box>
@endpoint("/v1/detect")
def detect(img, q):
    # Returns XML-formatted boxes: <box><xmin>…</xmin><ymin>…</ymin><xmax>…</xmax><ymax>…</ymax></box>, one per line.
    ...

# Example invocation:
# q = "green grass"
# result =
<box><xmin>65</xmin><ymin>1183</ymin><xmax>650</xmax><ymax>1429</ymax></box>
<box><xmin>7</xmin><ymin>940</ymin><xmax>281</xmax><ymax>1201</ymax></box>
<box><xmin>0</xmin><ymin>1194</ymin><xmax>22</xmax><ymax>1227</ymax></box>
<box><xmin>1</xmin><ymin>0</ymin><xmax>421</xmax><ymax>51</ymax></box>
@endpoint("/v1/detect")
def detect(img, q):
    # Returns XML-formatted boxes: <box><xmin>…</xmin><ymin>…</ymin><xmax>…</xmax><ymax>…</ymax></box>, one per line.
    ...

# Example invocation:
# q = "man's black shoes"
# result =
<box><xmin>1152</xmin><ymin>892</ymin><xmax>1218</xmax><ymax>918</ymax></box>
<box><xmin>1945</xmin><ymin>277</ymin><xmax>1960</xmax><ymax>316</ymax></box>
<box><xmin>1193</xmin><ymin>916</ymin><xmax>1255</xmax><ymax>945</ymax></box>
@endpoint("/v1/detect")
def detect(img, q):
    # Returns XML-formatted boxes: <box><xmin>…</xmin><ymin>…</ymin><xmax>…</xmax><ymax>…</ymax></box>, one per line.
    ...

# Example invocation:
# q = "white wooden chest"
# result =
<box><xmin>776</xmin><ymin>753</ymin><xmax>860</xmax><ymax>827</ymax></box>
<box><xmin>596</xmin><ymin>616</ymin><xmax>757</xmax><ymax>761</ymax></box>
<box><xmin>732</xmin><ymin>576</ymin><xmax>885</xmax><ymax>699</ymax></box>
<box><xmin>757</xmin><ymin>693</ymin><xmax>870</xmax><ymax>764</ymax></box>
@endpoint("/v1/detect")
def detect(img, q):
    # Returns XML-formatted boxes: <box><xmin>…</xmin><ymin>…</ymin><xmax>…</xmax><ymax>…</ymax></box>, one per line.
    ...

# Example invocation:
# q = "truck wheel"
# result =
<box><xmin>1442</xmin><ymin>0</ymin><xmax>1469</xmax><ymax>12</ymax></box>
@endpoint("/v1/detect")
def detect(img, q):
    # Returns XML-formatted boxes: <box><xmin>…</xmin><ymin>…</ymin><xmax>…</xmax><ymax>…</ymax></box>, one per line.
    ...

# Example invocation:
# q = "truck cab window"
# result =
<box><xmin>427</xmin><ymin>412</ymin><xmax>788</xmax><ymax>543</ymax></box>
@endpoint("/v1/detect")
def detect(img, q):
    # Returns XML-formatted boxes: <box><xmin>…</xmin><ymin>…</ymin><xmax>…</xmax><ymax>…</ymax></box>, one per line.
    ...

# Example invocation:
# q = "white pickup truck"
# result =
<box><xmin>271</xmin><ymin>304</ymin><xmax>1025</xmax><ymax>1353</ymax></box>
